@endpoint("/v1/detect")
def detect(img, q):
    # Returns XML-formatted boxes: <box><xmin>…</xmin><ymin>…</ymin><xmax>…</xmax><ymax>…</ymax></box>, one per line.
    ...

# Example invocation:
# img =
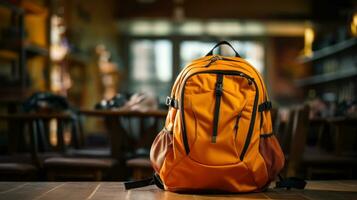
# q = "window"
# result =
<box><xmin>229</xmin><ymin>41</ymin><xmax>264</xmax><ymax>73</ymax></box>
<box><xmin>130</xmin><ymin>39</ymin><xmax>172</xmax><ymax>96</ymax></box>
<box><xmin>180</xmin><ymin>40</ymin><xmax>264</xmax><ymax>73</ymax></box>
<box><xmin>180</xmin><ymin>41</ymin><xmax>216</xmax><ymax>67</ymax></box>
<box><xmin>128</xmin><ymin>39</ymin><xmax>265</xmax><ymax>99</ymax></box>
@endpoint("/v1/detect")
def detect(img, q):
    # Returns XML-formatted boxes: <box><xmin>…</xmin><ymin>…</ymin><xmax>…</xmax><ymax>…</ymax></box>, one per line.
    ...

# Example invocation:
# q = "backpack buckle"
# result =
<box><xmin>165</xmin><ymin>96</ymin><xmax>178</xmax><ymax>108</ymax></box>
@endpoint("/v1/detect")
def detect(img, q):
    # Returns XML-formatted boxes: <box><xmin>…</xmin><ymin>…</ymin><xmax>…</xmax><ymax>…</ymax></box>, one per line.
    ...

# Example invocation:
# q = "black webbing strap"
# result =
<box><xmin>124</xmin><ymin>177</ymin><xmax>154</xmax><ymax>190</ymax></box>
<box><xmin>258</xmin><ymin>101</ymin><xmax>272</xmax><ymax>112</ymax></box>
<box><xmin>275</xmin><ymin>175</ymin><xmax>306</xmax><ymax>190</ymax></box>
<box><xmin>165</xmin><ymin>96</ymin><xmax>179</xmax><ymax>109</ymax></box>
<box><xmin>124</xmin><ymin>174</ymin><xmax>164</xmax><ymax>190</ymax></box>
<box><xmin>153</xmin><ymin>173</ymin><xmax>165</xmax><ymax>189</ymax></box>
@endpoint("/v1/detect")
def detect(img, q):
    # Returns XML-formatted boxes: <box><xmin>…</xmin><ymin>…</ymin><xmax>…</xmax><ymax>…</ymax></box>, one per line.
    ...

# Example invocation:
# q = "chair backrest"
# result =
<box><xmin>282</xmin><ymin>109</ymin><xmax>296</xmax><ymax>154</ymax></box>
<box><xmin>0</xmin><ymin>114</ymin><xmax>64</xmax><ymax>168</ymax></box>
<box><xmin>22</xmin><ymin>92</ymin><xmax>83</xmax><ymax>152</ymax></box>
<box><xmin>286</xmin><ymin>105</ymin><xmax>310</xmax><ymax>177</ymax></box>
<box><xmin>119</xmin><ymin>114</ymin><xmax>166</xmax><ymax>155</ymax></box>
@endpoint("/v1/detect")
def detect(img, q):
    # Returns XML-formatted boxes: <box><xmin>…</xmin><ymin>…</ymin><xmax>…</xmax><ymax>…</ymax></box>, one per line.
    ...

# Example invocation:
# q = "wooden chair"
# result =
<box><xmin>285</xmin><ymin>105</ymin><xmax>310</xmax><ymax>177</ymax></box>
<box><xmin>19</xmin><ymin>93</ymin><xmax>118</xmax><ymax>181</ymax></box>
<box><xmin>38</xmin><ymin>114</ymin><xmax>118</xmax><ymax>181</ymax></box>
<box><xmin>123</xmin><ymin>114</ymin><xmax>166</xmax><ymax>180</ymax></box>
<box><xmin>274</xmin><ymin>107</ymin><xmax>295</xmax><ymax>154</ymax></box>
<box><xmin>0</xmin><ymin>115</ymin><xmax>41</xmax><ymax>180</ymax></box>
<box><xmin>126</xmin><ymin>158</ymin><xmax>152</xmax><ymax>180</ymax></box>
<box><xmin>284</xmin><ymin>105</ymin><xmax>357</xmax><ymax>179</ymax></box>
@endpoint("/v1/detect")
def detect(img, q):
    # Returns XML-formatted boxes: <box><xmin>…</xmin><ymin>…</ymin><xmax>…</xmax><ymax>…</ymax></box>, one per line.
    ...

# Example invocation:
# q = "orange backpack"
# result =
<box><xmin>126</xmin><ymin>41</ymin><xmax>286</xmax><ymax>193</ymax></box>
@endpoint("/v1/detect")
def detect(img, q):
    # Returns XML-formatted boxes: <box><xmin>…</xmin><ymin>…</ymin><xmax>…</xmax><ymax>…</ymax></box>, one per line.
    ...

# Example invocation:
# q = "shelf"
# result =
<box><xmin>20</xmin><ymin>0</ymin><xmax>48</xmax><ymax>15</ymax></box>
<box><xmin>298</xmin><ymin>38</ymin><xmax>357</xmax><ymax>63</ymax></box>
<box><xmin>25</xmin><ymin>43</ymin><xmax>48</xmax><ymax>57</ymax></box>
<box><xmin>295</xmin><ymin>68</ymin><xmax>357</xmax><ymax>87</ymax></box>
<box><xmin>67</xmin><ymin>52</ymin><xmax>90</xmax><ymax>64</ymax></box>
<box><xmin>0</xmin><ymin>50</ymin><xmax>18</xmax><ymax>61</ymax></box>
<box><xmin>0</xmin><ymin>1</ymin><xmax>24</xmax><ymax>14</ymax></box>
<box><xmin>0</xmin><ymin>41</ymin><xmax>48</xmax><ymax>57</ymax></box>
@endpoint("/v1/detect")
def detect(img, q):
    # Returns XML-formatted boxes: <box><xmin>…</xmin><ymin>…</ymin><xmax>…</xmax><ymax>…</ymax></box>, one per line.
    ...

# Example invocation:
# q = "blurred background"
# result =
<box><xmin>0</xmin><ymin>0</ymin><xmax>356</xmax><ymax>181</ymax></box>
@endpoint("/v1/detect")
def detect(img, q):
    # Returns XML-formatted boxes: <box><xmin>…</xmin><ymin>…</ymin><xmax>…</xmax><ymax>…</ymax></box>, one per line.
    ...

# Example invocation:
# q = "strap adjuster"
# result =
<box><xmin>258</xmin><ymin>101</ymin><xmax>272</xmax><ymax>112</ymax></box>
<box><xmin>165</xmin><ymin>96</ymin><xmax>178</xmax><ymax>108</ymax></box>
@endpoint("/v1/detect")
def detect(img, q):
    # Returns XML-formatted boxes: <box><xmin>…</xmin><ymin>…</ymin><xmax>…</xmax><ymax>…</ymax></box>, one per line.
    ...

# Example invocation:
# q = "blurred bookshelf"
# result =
<box><xmin>0</xmin><ymin>0</ymin><xmax>50</xmax><ymax>105</ymax></box>
<box><xmin>295</xmin><ymin>30</ymin><xmax>357</xmax><ymax>103</ymax></box>
<box><xmin>297</xmin><ymin>38</ymin><xmax>357</xmax><ymax>64</ymax></box>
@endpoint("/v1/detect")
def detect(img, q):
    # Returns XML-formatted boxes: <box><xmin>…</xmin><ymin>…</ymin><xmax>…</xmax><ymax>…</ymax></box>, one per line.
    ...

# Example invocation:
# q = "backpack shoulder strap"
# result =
<box><xmin>124</xmin><ymin>174</ymin><xmax>164</xmax><ymax>190</ymax></box>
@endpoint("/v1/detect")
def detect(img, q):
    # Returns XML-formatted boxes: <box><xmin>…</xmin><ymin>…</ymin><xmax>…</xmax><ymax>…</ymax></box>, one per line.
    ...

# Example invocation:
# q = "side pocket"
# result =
<box><xmin>150</xmin><ymin>127</ymin><xmax>173</xmax><ymax>173</ymax></box>
<box><xmin>259</xmin><ymin>133</ymin><xmax>285</xmax><ymax>182</ymax></box>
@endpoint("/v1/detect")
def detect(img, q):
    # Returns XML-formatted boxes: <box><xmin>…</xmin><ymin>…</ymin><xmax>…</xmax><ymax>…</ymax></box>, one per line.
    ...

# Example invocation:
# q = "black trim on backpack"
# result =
<box><xmin>205</xmin><ymin>41</ymin><xmax>241</xmax><ymax>57</ymax></box>
<box><xmin>260</xmin><ymin>132</ymin><xmax>274</xmax><ymax>138</ymax></box>
<box><xmin>239</xmin><ymin>78</ymin><xmax>259</xmax><ymax>161</ymax></box>
<box><xmin>124</xmin><ymin>173</ymin><xmax>164</xmax><ymax>190</ymax></box>
<box><xmin>212</xmin><ymin>74</ymin><xmax>224</xmax><ymax>143</ymax></box>
<box><xmin>166</xmin><ymin>96</ymin><xmax>179</xmax><ymax>109</ymax></box>
<box><xmin>153</xmin><ymin>173</ymin><xmax>165</xmax><ymax>190</ymax></box>
<box><xmin>258</xmin><ymin>101</ymin><xmax>271</xmax><ymax>130</ymax></box>
<box><xmin>276</xmin><ymin>174</ymin><xmax>306</xmax><ymax>190</ymax></box>
<box><xmin>258</xmin><ymin>101</ymin><xmax>272</xmax><ymax>112</ymax></box>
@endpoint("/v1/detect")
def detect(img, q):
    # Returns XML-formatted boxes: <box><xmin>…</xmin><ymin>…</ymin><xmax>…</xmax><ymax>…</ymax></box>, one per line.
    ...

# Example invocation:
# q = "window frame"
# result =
<box><xmin>119</xmin><ymin>34</ymin><xmax>267</xmax><ymax>95</ymax></box>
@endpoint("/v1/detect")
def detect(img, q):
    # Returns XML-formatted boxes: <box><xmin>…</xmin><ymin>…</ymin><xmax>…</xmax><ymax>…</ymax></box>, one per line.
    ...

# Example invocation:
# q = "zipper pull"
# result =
<box><xmin>206</xmin><ymin>55</ymin><xmax>222</xmax><ymax>67</ymax></box>
<box><xmin>211</xmin><ymin>55</ymin><xmax>222</xmax><ymax>62</ymax></box>
<box><xmin>234</xmin><ymin>112</ymin><xmax>242</xmax><ymax>130</ymax></box>
<box><xmin>234</xmin><ymin>111</ymin><xmax>242</xmax><ymax>139</ymax></box>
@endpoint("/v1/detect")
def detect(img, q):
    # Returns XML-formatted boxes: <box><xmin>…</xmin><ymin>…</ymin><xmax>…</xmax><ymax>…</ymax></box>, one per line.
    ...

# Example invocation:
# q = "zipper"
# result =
<box><xmin>205</xmin><ymin>55</ymin><xmax>222</xmax><ymax>67</ymax></box>
<box><xmin>234</xmin><ymin>110</ymin><xmax>243</xmax><ymax>139</ymax></box>
<box><xmin>172</xmin><ymin>57</ymin><xmax>217</xmax><ymax>99</ymax></box>
<box><xmin>260</xmin><ymin>111</ymin><xmax>264</xmax><ymax>130</ymax></box>
<box><xmin>212</xmin><ymin>74</ymin><xmax>224</xmax><ymax>143</ymax></box>
<box><xmin>239</xmin><ymin>79</ymin><xmax>259</xmax><ymax>160</ymax></box>
<box><xmin>219</xmin><ymin>57</ymin><xmax>267</xmax><ymax>99</ymax></box>
<box><xmin>180</xmin><ymin>70</ymin><xmax>258</xmax><ymax>160</ymax></box>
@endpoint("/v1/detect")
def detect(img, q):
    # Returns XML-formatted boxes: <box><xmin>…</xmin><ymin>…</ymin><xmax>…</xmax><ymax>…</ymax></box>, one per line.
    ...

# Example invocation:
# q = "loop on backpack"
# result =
<box><xmin>258</xmin><ymin>101</ymin><xmax>272</xmax><ymax>112</ymax></box>
<box><xmin>166</xmin><ymin>96</ymin><xmax>179</xmax><ymax>109</ymax></box>
<box><xmin>206</xmin><ymin>41</ymin><xmax>241</xmax><ymax>57</ymax></box>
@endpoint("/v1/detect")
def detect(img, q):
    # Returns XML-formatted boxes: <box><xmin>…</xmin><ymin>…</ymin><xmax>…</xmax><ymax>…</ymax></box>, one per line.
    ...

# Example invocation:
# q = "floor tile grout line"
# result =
<box><xmin>0</xmin><ymin>183</ymin><xmax>29</xmax><ymax>194</ymax></box>
<box><xmin>86</xmin><ymin>182</ymin><xmax>101</xmax><ymax>200</ymax></box>
<box><xmin>300</xmin><ymin>193</ymin><xmax>316</xmax><ymax>200</ymax></box>
<box><xmin>32</xmin><ymin>183</ymin><xmax>66</xmax><ymax>200</ymax></box>
<box><xmin>261</xmin><ymin>192</ymin><xmax>273</xmax><ymax>200</ymax></box>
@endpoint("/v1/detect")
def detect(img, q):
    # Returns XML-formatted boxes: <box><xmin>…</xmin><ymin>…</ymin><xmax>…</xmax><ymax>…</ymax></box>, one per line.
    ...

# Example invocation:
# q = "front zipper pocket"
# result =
<box><xmin>181</xmin><ymin>70</ymin><xmax>258</xmax><ymax>165</ymax></box>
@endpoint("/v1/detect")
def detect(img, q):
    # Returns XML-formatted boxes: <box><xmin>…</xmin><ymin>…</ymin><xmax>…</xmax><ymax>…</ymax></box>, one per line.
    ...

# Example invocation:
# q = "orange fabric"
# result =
<box><xmin>150</xmin><ymin>55</ymin><xmax>284</xmax><ymax>193</ymax></box>
<box><xmin>150</xmin><ymin>128</ymin><xmax>173</xmax><ymax>172</ymax></box>
<box><xmin>259</xmin><ymin>134</ymin><xmax>285</xmax><ymax>182</ymax></box>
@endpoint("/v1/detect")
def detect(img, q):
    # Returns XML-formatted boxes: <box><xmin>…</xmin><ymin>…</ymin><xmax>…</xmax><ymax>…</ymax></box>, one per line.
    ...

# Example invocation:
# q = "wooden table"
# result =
<box><xmin>0</xmin><ymin>181</ymin><xmax>357</xmax><ymax>200</ymax></box>
<box><xmin>79</xmin><ymin>109</ymin><xmax>167</xmax><ymax>158</ymax></box>
<box><xmin>80</xmin><ymin>109</ymin><xmax>168</xmax><ymax>118</ymax></box>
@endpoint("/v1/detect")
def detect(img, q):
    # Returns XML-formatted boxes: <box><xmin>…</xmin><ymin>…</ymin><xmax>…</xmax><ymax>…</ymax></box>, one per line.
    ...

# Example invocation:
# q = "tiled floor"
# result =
<box><xmin>0</xmin><ymin>181</ymin><xmax>356</xmax><ymax>200</ymax></box>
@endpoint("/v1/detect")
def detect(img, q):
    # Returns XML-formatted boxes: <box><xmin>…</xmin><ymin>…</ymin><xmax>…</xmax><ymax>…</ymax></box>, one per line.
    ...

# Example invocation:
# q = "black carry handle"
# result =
<box><xmin>206</xmin><ymin>41</ymin><xmax>241</xmax><ymax>57</ymax></box>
